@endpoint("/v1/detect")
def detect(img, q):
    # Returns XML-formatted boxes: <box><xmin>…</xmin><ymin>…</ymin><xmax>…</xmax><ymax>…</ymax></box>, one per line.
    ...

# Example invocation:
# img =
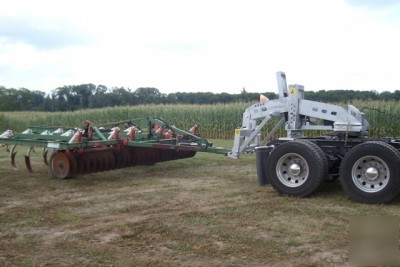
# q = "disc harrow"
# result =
<box><xmin>0</xmin><ymin>117</ymin><xmax>228</xmax><ymax>179</ymax></box>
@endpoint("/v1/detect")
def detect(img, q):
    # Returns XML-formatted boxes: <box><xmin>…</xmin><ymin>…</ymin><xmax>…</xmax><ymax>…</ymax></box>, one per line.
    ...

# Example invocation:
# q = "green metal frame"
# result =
<box><xmin>0</xmin><ymin>117</ymin><xmax>230</xmax><ymax>154</ymax></box>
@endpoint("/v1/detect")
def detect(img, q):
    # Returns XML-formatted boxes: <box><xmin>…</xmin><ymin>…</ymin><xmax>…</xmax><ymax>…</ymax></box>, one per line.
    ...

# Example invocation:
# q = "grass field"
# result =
<box><xmin>1</xmin><ymin>140</ymin><xmax>400</xmax><ymax>266</ymax></box>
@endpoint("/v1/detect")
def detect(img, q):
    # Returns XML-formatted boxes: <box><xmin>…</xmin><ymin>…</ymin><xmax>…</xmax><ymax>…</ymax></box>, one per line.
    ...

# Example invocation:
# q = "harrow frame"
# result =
<box><xmin>0</xmin><ymin>117</ymin><xmax>229</xmax><ymax>178</ymax></box>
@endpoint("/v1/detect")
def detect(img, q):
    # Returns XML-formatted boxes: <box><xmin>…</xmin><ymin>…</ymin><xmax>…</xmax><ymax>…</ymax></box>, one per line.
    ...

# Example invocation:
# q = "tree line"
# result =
<box><xmin>0</xmin><ymin>84</ymin><xmax>399</xmax><ymax>112</ymax></box>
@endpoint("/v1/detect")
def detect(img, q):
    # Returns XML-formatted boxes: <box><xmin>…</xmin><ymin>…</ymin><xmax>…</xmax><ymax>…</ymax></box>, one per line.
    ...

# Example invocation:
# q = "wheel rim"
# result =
<box><xmin>276</xmin><ymin>153</ymin><xmax>309</xmax><ymax>187</ymax></box>
<box><xmin>351</xmin><ymin>156</ymin><xmax>390</xmax><ymax>193</ymax></box>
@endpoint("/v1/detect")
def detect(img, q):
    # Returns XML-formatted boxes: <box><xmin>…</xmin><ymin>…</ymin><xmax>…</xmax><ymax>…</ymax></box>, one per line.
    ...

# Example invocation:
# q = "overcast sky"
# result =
<box><xmin>1</xmin><ymin>0</ymin><xmax>400</xmax><ymax>94</ymax></box>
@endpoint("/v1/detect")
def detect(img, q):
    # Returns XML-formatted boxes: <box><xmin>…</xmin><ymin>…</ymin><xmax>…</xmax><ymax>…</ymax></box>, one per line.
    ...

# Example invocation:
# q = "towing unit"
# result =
<box><xmin>230</xmin><ymin>72</ymin><xmax>400</xmax><ymax>204</ymax></box>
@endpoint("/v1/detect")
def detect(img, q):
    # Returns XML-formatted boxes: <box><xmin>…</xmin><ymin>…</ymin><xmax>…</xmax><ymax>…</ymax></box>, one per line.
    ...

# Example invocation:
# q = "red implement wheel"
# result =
<box><xmin>122</xmin><ymin>148</ymin><xmax>132</xmax><ymax>167</ymax></box>
<box><xmin>49</xmin><ymin>151</ymin><xmax>72</xmax><ymax>179</ymax></box>
<box><xmin>132</xmin><ymin>148</ymin><xmax>142</xmax><ymax>165</ymax></box>
<box><xmin>114</xmin><ymin>149</ymin><xmax>125</xmax><ymax>169</ymax></box>
<box><xmin>65</xmin><ymin>151</ymin><xmax>77</xmax><ymax>178</ymax></box>
<box><xmin>106</xmin><ymin>151</ymin><xmax>116</xmax><ymax>170</ymax></box>
<box><xmin>83</xmin><ymin>155</ymin><xmax>92</xmax><ymax>174</ymax></box>
<box><xmin>88</xmin><ymin>153</ymin><xmax>98</xmax><ymax>173</ymax></box>
<box><xmin>144</xmin><ymin>149</ymin><xmax>156</xmax><ymax>165</ymax></box>
<box><xmin>76</xmin><ymin>156</ymin><xmax>85</xmax><ymax>175</ymax></box>
<box><xmin>152</xmin><ymin>149</ymin><xmax>161</xmax><ymax>163</ymax></box>
<box><xmin>95</xmin><ymin>152</ymin><xmax>108</xmax><ymax>172</ymax></box>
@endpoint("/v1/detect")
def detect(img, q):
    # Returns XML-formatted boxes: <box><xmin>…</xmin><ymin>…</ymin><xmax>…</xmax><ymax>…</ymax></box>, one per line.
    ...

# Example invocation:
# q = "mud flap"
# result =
<box><xmin>255</xmin><ymin>146</ymin><xmax>272</xmax><ymax>186</ymax></box>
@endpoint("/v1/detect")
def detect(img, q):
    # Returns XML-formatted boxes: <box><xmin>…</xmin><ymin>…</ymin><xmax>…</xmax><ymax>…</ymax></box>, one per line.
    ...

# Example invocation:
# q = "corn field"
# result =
<box><xmin>0</xmin><ymin>100</ymin><xmax>400</xmax><ymax>139</ymax></box>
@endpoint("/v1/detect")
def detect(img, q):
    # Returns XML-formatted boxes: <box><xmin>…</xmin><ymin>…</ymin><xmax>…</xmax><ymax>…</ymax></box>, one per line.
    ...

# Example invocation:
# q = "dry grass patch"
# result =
<box><xmin>1</xmin><ymin>140</ymin><xmax>400</xmax><ymax>266</ymax></box>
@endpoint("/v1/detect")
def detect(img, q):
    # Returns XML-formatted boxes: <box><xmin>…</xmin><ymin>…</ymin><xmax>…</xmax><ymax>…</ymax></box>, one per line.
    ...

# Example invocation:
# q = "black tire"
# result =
<box><xmin>266</xmin><ymin>141</ymin><xmax>326</xmax><ymax>197</ymax></box>
<box><xmin>339</xmin><ymin>141</ymin><xmax>400</xmax><ymax>204</ymax></box>
<box><xmin>294</xmin><ymin>139</ymin><xmax>328</xmax><ymax>180</ymax></box>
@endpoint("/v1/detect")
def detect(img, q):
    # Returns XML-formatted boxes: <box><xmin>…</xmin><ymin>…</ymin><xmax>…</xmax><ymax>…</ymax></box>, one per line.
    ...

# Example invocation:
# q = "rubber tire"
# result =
<box><xmin>294</xmin><ymin>139</ymin><xmax>328</xmax><ymax>180</ymax></box>
<box><xmin>339</xmin><ymin>141</ymin><xmax>400</xmax><ymax>204</ymax></box>
<box><xmin>266</xmin><ymin>141</ymin><xmax>326</xmax><ymax>197</ymax></box>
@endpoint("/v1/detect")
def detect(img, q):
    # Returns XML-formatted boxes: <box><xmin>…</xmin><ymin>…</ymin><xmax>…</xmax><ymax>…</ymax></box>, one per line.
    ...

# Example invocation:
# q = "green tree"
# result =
<box><xmin>134</xmin><ymin>87</ymin><xmax>163</xmax><ymax>104</ymax></box>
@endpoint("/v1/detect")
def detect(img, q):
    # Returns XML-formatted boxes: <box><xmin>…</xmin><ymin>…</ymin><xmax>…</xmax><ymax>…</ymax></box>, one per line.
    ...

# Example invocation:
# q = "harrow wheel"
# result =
<box><xmin>101</xmin><ymin>153</ymin><xmax>109</xmax><ymax>171</ymax></box>
<box><xmin>88</xmin><ymin>153</ymin><xmax>98</xmax><ymax>173</ymax></box>
<box><xmin>46</xmin><ymin>146</ymin><xmax>196</xmax><ymax>178</ymax></box>
<box><xmin>76</xmin><ymin>155</ymin><xmax>86</xmax><ymax>175</ymax></box>
<box><xmin>66</xmin><ymin>151</ymin><xmax>77</xmax><ymax>177</ymax></box>
<box><xmin>122</xmin><ymin>148</ymin><xmax>132</xmax><ymax>167</ymax></box>
<box><xmin>99</xmin><ymin>152</ymin><xmax>109</xmax><ymax>171</ymax></box>
<box><xmin>108</xmin><ymin>152</ymin><xmax>116</xmax><ymax>170</ymax></box>
<box><xmin>133</xmin><ymin>149</ymin><xmax>144</xmax><ymax>165</ymax></box>
<box><xmin>49</xmin><ymin>150</ymin><xmax>75</xmax><ymax>179</ymax></box>
<box><xmin>82</xmin><ymin>154</ymin><xmax>94</xmax><ymax>174</ymax></box>
<box><xmin>146</xmin><ymin>150</ymin><xmax>157</xmax><ymax>165</ymax></box>
<box><xmin>94</xmin><ymin>154</ymin><xmax>104</xmax><ymax>172</ymax></box>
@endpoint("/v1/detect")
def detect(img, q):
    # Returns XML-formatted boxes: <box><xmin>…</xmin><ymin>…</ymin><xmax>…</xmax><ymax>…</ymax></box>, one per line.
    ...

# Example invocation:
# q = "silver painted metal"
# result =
<box><xmin>276</xmin><ymin>153</ymin><xmax>309</xmax><ymax>188</ymax></box>
<box><xmin>365</xmin><ymin>167</ymin><xmax>379</xmax><ymax>180</ymax></box>
<box><xmin>289</xmin><ymin>163</ymin><xmax>301</xmax><ymax>176</ymax></box>
<box><xmin>228</xmin><ymin>71</ymin><xmax>369</xmax><ymax>158</ymax></box>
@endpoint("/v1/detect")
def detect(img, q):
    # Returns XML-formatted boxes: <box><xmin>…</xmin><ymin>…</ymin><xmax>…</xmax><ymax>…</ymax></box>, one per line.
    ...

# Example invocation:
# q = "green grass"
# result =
<box><xmin>1</xmin><ymin>140</ymin><xmax>400</xmax><ymax>266</ymax></box>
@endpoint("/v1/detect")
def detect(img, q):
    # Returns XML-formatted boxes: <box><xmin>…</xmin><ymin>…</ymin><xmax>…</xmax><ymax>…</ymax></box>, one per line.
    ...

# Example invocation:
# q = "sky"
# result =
<box><xmin>1</xmin><ymin>0</ymin><xmax>400</xmax><ymax>94</ymax></box>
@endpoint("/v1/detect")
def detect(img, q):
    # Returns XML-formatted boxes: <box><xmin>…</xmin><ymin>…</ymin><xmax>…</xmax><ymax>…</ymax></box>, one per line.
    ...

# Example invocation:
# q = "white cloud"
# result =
<box><xmin>1</xmin><ymin>0</ymin><xmax>400</xmax><ymax>93</ymax></box>
<box><xmin>346</xmin><ymin>0</ymin><xmax>400</xmax><ymax>9</ymax></box>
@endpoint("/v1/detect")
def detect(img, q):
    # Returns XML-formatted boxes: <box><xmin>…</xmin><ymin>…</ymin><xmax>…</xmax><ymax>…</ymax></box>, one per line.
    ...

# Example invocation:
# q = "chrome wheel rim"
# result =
<box><xmin>276</xmin><ymin>153</ymin><xmax>309</xmax><ymax>187</ymax></box>
<box><xmin>351</xmin><ymin>156</ymin><xmax>389</xmax><ymax>193</ymax></box>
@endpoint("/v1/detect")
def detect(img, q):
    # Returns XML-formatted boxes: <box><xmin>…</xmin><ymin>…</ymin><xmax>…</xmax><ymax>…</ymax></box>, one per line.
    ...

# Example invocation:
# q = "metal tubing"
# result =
<box><xmin>261</xmin><ymin>118</ymin><xmax>286</xmax><ymax>146</ymax></box>
<box><xmin>239</xmin><ymin>114</ymin><xmax>273</xmax><ymax>153</ymax></box>
<box><xmin>92</xmin><ymin>126</ymin><xmax>107</xmax><ymax>141</ymax></box>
